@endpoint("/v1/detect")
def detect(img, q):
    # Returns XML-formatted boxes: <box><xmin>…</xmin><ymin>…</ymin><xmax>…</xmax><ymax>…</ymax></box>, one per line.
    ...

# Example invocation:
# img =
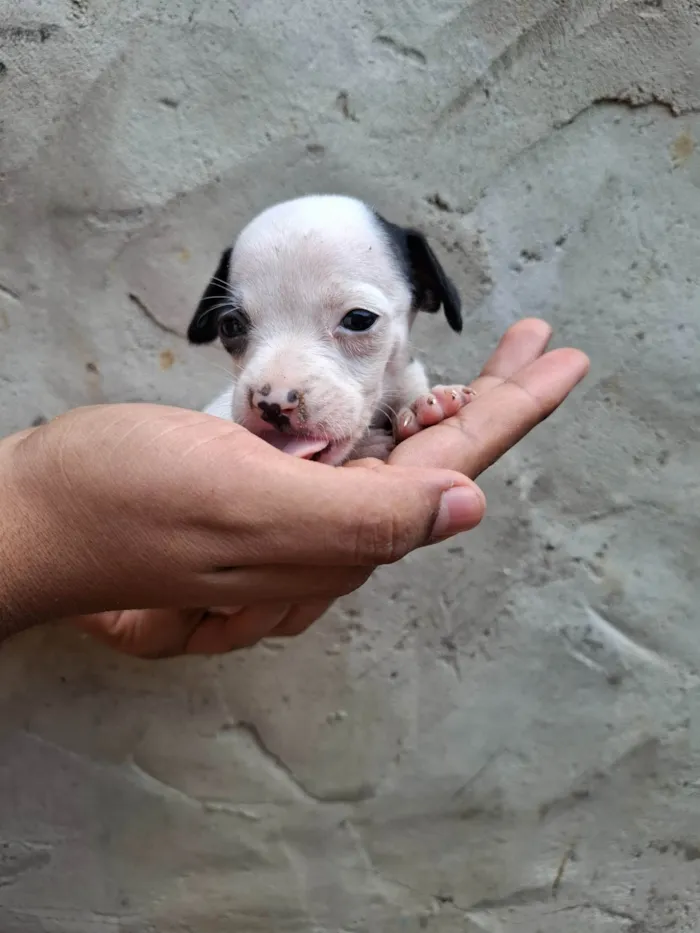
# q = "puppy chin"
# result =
<box><xmin>236</xmin><ymin>412</ymin><xmax>361</xmax><ymax>467</ymax></box>
<box><xmin>318</xmin><ymin>436</ymin><xmax>356</xmax><ymax>466</ymax></box>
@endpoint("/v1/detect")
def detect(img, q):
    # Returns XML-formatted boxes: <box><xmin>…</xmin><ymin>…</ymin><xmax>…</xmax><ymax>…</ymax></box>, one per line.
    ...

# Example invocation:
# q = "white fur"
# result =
<box><xmin>200</xmin><ymin>195</ymin><xmax>437</xmax><ymax>464</ymax></box>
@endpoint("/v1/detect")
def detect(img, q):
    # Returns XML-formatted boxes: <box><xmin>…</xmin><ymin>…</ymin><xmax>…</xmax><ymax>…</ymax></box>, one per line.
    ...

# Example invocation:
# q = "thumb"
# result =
<box><xmin>216</xmin><ymin>454</ymin><xmax>486</xmax><ymax>568</ymax></box>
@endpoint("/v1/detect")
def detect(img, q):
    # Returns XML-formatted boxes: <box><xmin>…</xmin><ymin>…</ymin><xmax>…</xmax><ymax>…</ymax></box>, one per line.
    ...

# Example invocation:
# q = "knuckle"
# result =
<box><xmin>226</xmin><ymin>635</ymin><xmax>261</xmax><ymax>652</ymax></box>
<box><xmin>336</xmin><ymin>567</ymin><xmax>373</xmax><ymax>597</ymax></box>
<box><xmin>351</xmin><ymin>510</ymin><xmax>415</xmax><ymax>565</ymax></box>
<box><xmin>273</xmin><ymin>619</ymin><xmax>311</xmax><ymax>638</ymax></box>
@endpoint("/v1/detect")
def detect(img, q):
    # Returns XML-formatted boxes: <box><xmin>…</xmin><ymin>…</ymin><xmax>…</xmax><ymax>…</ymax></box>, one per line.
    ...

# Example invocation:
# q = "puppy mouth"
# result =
<box><xmin>256</xmin><ymin>429</ymin><xmax>350</xmax><ymax>463</ymax></box>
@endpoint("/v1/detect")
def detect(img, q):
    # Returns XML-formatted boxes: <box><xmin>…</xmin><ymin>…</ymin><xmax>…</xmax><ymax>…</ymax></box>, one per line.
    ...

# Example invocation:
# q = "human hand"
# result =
<box><xmin>388</xmin><ymin>317</ymin><xmax>589</xmax><ymax>475</ymax></box>
<box><xmin>307</xmin><ymin>317</ymin><xmax>588</xmax><ymax>658</ymax></box>
<box><xmin>78</xmin><ymin>318</ymin><xmax>588</xmax><ymax>657</ymax></box>
<box><xmin>0</xmin><ymin>318</ymin><xmax>588</xmax><ymax>659</ymax></box>
<box><xmin>0</xmin><ymin>403</ymin><xmax>484</xmax><ymax>655</ymax></box>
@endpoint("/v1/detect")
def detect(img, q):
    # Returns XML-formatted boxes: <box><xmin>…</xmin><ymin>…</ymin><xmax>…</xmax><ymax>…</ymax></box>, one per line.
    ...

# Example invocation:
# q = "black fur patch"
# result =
<box><xmin>187</xmin><ymin>247</ymin><xmax>233</xmax><ymax>344</ymax></box>
<box><xmin>373</xmin><ymin>212</ymin><xmax>463</xmax><ymax>333</ymax></box>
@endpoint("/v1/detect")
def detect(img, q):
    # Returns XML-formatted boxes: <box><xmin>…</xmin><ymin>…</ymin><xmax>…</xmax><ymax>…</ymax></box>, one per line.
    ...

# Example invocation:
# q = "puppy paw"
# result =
<box><xmin>349</xmin><ymin>428</ymin><xmax>396</xmax><ymax>463</ymax></box>
<box><xmin>395</xmin><ymin>385</ymin><xmax>476</xmax><ymax>442</ymax></box>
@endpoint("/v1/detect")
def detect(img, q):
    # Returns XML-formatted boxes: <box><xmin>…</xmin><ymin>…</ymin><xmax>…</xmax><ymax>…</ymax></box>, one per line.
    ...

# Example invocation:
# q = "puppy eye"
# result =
<box><xmin>218</xmin><ymin>310</ymin><xmax>249</xmax><ymax>344</ymax></box>
<box><xmin>339</xmin><ymin>309</ymin><xmax>379</xmax><ymax>332</ymax></box>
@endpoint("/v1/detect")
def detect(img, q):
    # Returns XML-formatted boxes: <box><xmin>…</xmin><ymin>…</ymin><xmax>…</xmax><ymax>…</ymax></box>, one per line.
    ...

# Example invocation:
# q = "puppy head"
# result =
<box><xmin>188</xmin><ymin>195</ymin><xmax>462</xmax><ymax>464</ymax></box>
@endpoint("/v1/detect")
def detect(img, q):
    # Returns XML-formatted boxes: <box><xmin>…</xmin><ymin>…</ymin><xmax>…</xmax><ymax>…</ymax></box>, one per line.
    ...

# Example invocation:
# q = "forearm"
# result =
<box><xmin>0</xmin><ymin>429</ymin><xmax>69</xmax><ymax>640</ymax></box>
<box><xmin>0</xmin><ymin>508</ymin><xmax>45</xmax><ymax>641</ymax></box>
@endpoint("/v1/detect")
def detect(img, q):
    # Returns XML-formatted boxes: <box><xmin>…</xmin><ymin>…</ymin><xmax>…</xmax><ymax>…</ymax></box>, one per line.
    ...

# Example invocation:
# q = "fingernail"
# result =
<box><xmin>431</xmin><ymin>486</ymin><xmax>485</xmax><ymax>540</ymax></box>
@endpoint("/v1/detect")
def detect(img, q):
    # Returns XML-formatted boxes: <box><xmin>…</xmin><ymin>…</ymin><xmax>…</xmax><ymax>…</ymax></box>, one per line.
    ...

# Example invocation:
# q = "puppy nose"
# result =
<box><xmin>250</xmin><ymin>384</ymin><xmax>301</xmax><ymax>424</ymax></box>
<box><xmin>251</xmin><ymin>384</ymin><xmax>300</xmax><ymax>411</ymax></box>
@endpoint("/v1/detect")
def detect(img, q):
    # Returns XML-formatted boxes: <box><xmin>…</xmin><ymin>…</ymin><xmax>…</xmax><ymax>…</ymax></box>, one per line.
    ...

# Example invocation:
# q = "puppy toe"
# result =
<box><xmin>432</xmin><ymin>384</ymin><xmax>476</xmax><ymax>418</ymax></box>
<box><xmin>396</xmin><ymin>385</ymin><xmax>476</xmax><ymax>440</ymax></box>
<box><xmin>395</xmin><ymin>407</ymin><xmax>421</xmax><ymax>441</ymax></box>
<box><xmin>412</xmin><ymin>392</ymin><xmax>448</xmax><ymax>428</ymax></box>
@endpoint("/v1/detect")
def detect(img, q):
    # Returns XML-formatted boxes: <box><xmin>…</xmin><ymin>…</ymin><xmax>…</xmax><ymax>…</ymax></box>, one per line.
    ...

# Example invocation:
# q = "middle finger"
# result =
<box><xmin>389</xmin><ymin>347</ymin><xmax>589</xmax><ymax>476</ymax></box>
<box><xmin>471</xmin><ymin>317</ymin><xmax>553</xmax><ymax>391</ymax></box>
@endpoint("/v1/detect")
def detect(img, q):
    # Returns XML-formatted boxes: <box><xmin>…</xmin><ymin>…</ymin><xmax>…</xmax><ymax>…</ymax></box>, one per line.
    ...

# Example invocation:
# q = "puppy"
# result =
<box><xmin>187</xmin><ymin>194</ymin><xmax>474</xmax><ymax>464</ymax></box>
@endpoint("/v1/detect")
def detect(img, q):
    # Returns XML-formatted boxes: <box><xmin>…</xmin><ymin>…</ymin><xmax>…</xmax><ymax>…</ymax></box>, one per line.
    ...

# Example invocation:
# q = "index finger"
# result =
<box><xmin>388</xmin><ymin>347</ymin><xmax>590</xmax><ymax>477</ymax></box>
<box><xmin>472</xmin><ymin>317</ymin><xmax>553</xmax><ymax>389</ymax></box>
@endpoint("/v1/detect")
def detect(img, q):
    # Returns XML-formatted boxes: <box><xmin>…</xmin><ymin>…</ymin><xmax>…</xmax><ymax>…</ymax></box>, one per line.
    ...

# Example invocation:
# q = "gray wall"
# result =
<box><xmin>1</xmin><ymin>1</ymin><xmax>699</xmax><ymax>930</ymax></box>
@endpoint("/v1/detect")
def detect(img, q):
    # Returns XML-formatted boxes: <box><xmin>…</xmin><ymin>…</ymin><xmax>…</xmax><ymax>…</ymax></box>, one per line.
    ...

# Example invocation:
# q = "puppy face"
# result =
<box><xmin>188</xmin><ymin>195</ymin><xmax>462</xmax><ymax>464</ymax></box>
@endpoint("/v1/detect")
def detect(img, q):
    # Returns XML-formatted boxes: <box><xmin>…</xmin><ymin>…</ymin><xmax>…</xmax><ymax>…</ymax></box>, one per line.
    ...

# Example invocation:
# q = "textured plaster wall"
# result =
<box><xmin>1</xmin><ymin>1</ymin><xmax>700</xmax><ymax>931</ymax></box>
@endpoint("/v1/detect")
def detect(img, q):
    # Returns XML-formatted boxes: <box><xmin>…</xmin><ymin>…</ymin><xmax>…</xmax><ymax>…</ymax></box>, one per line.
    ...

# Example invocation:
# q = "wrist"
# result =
<box><xmin>0</xmin><ymin>429</ymin><xmax>73</xmax><ymax>639</ymax></box>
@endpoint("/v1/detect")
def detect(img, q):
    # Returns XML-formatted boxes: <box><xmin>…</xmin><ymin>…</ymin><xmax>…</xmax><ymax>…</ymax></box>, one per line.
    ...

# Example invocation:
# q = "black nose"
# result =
<box><xmin>258</xmin><ymin>401</ymin><xmax>291</xmax><ymax>431</ymax></box>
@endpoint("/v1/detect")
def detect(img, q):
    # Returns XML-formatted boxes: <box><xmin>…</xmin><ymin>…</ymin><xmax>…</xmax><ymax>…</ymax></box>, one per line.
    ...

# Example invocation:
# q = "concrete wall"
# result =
<box><xmin>1</xmin><ymin>1</ymin><xmax>699</xmax><ymax>930</ymax></box>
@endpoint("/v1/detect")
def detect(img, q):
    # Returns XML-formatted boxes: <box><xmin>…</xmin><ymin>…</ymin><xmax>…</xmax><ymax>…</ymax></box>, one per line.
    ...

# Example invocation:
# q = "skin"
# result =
<box><xmin>0</xmin><ymin>319</ymin><xmax>588</xmax><ymax>658</ymax></box>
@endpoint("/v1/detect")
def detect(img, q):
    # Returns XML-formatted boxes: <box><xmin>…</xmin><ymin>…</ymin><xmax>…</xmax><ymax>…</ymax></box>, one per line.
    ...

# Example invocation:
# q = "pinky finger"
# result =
<box><xmin>185</xmin><ymin>603</ymin><xmax>291</xmax><ymax>654</ymax></box>
<box><xmin>267</xmin><ymin>600</ymin><xmax>334</xmax><ymax>638</ymax></box>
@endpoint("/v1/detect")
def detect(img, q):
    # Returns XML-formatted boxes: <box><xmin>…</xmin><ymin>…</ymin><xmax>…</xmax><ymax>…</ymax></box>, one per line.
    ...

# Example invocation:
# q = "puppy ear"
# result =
<box><xmin>404</xmin><ymin>229</ymin><xmax>462</xmax><ymax>333</ymax></box>
<box><xmin>374</xmin><ymin>213</ymin><xmax>462</xmax><ymax>333</ymax></box>
<box><xmin>187</xmin><ymin>247</ymin><xmax>233</xmax><ymax>344</ymax></box>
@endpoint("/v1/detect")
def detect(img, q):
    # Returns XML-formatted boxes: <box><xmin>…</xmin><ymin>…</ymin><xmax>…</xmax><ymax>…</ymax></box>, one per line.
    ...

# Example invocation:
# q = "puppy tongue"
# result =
<box><xmin>259</xmin><ymin>431</ymin><xmax>329</xmax><ymax>460</ymax></box>
<box><xmin>281</xmin><ymin>437</ymin><xmax>329</xmax><ymax>459</ymax></box>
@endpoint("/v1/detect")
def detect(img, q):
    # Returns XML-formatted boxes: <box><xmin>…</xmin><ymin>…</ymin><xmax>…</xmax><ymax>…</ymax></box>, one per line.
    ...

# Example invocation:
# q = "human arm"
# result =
<box><xmin>0</xmin><ymin>403</ymin><xmax>483</xmax><ymax>649</ymax></box>
<box><xmin>0</xmin><ymin>318</ymin><xmax>589</xmax><ymax>657</ymax></box>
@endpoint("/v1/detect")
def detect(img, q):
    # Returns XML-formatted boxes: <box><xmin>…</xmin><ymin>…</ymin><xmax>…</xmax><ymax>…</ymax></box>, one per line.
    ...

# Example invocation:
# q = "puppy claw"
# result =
<box><xmin>395</xmin><ymin>383</ymin><xmax>475</xmax><ymax>442</ymax></box>
<box><xmin>396</xmin><ymin>409</ymin><xmax>420</xmax><ymax>439</ymax></box>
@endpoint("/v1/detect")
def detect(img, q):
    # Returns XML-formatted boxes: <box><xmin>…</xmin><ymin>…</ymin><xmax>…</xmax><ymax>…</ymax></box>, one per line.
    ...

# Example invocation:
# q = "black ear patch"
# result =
<box><xmin>374</xmin><ymin>214</ymin><xmax>463</xmax><ymax>333</ymax></box>
<box><xmin>187</xmin><ymin>247</ymin><xmax>234</xmax><ymax>345</ymax></box>
<box><xmin>404</xmin><ymin>230</ymin><xmax>463</xmax><ymax>333</ymax></box>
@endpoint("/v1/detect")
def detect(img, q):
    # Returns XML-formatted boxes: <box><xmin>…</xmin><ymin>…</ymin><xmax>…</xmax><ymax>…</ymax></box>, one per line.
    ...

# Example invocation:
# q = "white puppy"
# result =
<box><xmin>187</xmin><ymin>194</ymin><xmax>474</xmax><ymax>464</ymax></box>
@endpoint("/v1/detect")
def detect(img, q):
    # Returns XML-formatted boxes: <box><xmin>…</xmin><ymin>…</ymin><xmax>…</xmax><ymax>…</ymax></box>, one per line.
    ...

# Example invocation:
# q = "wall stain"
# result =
<box><xmin>159</xmin><ymin>349</ymin><xmax>175</xmax><ymax>370</ymax></box>
<box><xmin>671</xmin><ymin>131</ymin><xmax>694</xmax><ymax>167</ymax></box>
